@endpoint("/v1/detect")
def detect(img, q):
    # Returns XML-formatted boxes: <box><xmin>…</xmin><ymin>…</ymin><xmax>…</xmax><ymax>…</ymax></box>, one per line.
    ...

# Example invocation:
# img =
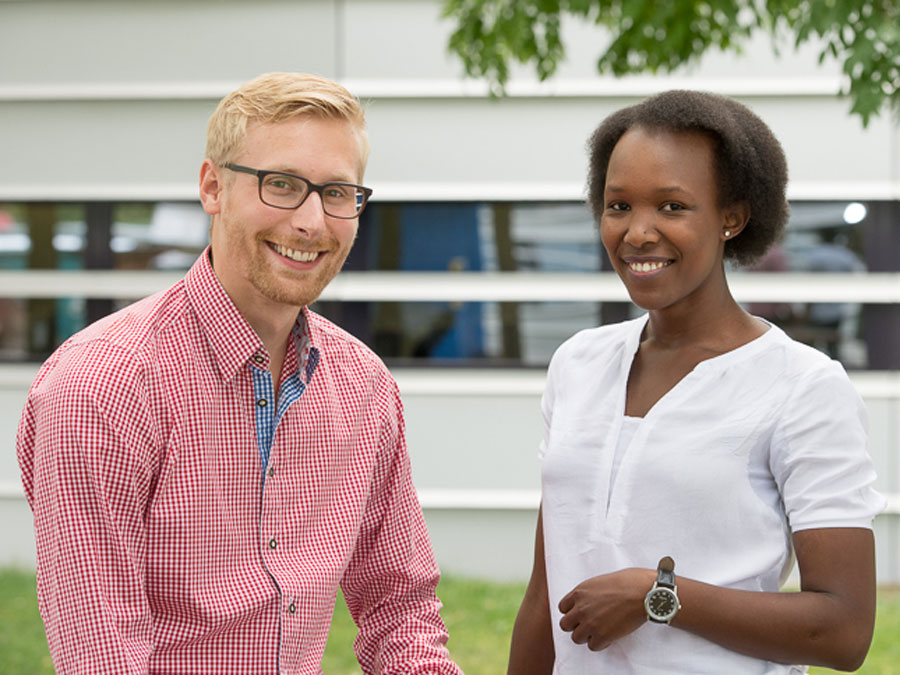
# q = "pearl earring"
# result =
<box><xmin>724</xmin><ymin>231</ymin><xmax>731</xmax><ymax>238</ymax></box>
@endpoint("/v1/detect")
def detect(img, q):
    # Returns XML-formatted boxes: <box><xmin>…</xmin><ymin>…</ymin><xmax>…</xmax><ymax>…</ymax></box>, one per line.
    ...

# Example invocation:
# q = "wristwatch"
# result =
<box><xmin>644</xmin><ymin>556</ymin><xmax>681</xmax><ymax>624</ymax></box>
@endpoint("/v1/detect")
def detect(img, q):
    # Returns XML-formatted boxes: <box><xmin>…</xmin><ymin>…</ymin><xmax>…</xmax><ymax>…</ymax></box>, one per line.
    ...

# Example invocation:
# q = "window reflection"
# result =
<box><xmin>0</xmin><ymin>199</ymin><xmax>895</xmax><ymax>370</ymax></box>
<box><xmin>0</xmin><ymin>203</ymin><xmax>87</xmax><ymax>359</ymax></box>
<box><xmin>113</xmin><ymin>202</ymin><xmax>208</xmax><ymax>270</ymax></box>
<box><xmin>747</xmin><ymin>202</ymin><xmax>868</xmax><ymax>368</ymax></box>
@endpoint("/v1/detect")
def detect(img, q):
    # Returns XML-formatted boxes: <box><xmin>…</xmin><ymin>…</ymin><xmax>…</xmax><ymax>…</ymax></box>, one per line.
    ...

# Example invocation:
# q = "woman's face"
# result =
<box><xmin>600</xmin><ymin>125</ymin><xmax>743</xmax><ymax>314</ymax></box>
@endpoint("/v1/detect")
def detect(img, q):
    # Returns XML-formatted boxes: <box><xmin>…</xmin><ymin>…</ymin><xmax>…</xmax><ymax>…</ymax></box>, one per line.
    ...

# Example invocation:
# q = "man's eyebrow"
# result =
<box><xmin>271</xmin><ymin>166</ymin><xmax>358</xmax><ymax>183</ymax></box>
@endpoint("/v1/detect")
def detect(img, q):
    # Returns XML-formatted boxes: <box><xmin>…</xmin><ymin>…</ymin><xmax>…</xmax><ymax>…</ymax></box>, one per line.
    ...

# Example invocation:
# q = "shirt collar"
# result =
<box><xmin>292</xmin><ymin>309</ymin><xmax>320</xmax><ymax>387</ymax></box>
<box><xmin>184</xmin><ymin>247</ymin><xmax>319</xmax><ymax>385</ymax></box>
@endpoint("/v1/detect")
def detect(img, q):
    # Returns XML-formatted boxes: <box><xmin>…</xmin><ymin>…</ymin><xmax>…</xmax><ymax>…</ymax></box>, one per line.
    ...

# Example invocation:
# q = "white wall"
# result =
<box><xmin>3</xmin><ymin>366</ymin><xmax>899</xmax><ymax>582</ymax></box>
<box><xmin>1</xmin><ymin>0</ymin><xmax>898</xmax><ymax>202</ymax></box>
<box><xmin>0</xmin><ymin>0</ymin><xmax>898</xmax><ymax>582</ymax></box>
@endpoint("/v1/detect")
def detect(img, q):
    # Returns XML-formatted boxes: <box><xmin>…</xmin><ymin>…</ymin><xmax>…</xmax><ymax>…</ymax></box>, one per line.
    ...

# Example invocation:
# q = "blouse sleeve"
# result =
<box><xmin>538</xmin><ymin>343</ymin><xmax>565</xmax><ymax>462</ymax></box>
<box><xmin>770</xmin><ymin>360</ymin><xmax>886</xmax><ymax>532</ymax></box>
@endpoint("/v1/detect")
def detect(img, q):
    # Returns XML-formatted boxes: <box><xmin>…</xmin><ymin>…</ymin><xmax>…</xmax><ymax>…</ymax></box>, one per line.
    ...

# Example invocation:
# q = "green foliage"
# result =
<box><xmin>442</xmin><ymin>0</ymin><xmax>900</xmax><ymax>126</ymax></box>
<box><xmin>0</xmin><ymin>568</ymin><xmax>54</xmax><ymax>674</ymax></box>
<box><xmin>323</xmin><ymin>577</ymin><xmax>525</xmax><ymax>673</ymax></box>
<box><xmin>5</xmin><ymin>567</ymin><xmax>900</xmax><ymax>673</ymax></box>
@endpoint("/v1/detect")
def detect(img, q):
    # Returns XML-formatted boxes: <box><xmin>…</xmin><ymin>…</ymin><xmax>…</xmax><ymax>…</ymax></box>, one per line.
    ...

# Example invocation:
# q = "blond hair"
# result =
<box><xmin>205</xmin><ymin>72</ymin><xmax>369</xmax><ymax>173</ymax></box>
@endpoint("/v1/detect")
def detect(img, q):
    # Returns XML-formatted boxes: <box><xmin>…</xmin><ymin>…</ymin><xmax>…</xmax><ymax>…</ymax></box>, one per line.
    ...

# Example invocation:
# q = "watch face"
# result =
<box><xmin>645</xmin><ymin>588</ymin><xmax>678</xmax><ymax>621</ymax></box>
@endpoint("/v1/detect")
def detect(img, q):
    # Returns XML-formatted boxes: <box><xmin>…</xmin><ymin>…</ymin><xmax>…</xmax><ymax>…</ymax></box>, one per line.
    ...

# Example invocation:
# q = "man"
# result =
<box><xmin>17</xmin><ymin>72</ymin><xmax>463</xmax><ymax>674</ymax></box>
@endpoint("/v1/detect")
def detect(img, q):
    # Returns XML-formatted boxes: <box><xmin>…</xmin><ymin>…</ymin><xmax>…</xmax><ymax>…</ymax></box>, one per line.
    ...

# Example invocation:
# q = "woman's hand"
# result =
<box><xmin>557</xmin><ymin>568</ymin><xmax>656</xmax><ymax>651</ymax></box>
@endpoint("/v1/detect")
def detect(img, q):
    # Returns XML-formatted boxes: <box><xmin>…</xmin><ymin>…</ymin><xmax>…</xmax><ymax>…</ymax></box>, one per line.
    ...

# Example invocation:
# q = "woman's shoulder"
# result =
<box><xmin>764</xmin><ymin>326</ymin><xmax>850</xmax><ymax>378</ymax></box>
<box><xmin>747</xmin><ymin>327</ymin><xmax>860</xmax><ymax>411</ymax></box>
<box><xmin>551</xmin><ymin>316</ymin><xmax>644</xmax><ymax>366</ymax></box>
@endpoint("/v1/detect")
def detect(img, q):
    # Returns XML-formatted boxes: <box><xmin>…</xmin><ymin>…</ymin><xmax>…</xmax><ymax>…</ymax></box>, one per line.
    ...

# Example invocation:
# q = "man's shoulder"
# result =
<box><xmin>306</xmin><ymin>309</ymin><xmax>388</xmax><ymax>373</ymax></box>
<box><xmin>40</xmin><ymin>281</ymin><xmax>191</xmax><ymax>384</ymax></box>
<box><xmin>76</xmin><ymin>282</ymin><xmax>186</xmax><ymax>346</ymax></box>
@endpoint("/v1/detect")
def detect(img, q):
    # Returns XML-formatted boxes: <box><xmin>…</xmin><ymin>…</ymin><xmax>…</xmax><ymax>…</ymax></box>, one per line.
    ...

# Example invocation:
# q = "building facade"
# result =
<box><xmin>1</xmin><ymin>0</ymin><xmax>898</xmax><ymax>582</ymax></box>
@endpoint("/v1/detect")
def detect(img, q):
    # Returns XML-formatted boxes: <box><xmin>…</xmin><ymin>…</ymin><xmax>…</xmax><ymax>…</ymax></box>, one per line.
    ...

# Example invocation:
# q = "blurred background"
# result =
<box><xmin>0</xmin><ymin>0</ymin><xmax>898</xmax><ymax>587</ymax></box>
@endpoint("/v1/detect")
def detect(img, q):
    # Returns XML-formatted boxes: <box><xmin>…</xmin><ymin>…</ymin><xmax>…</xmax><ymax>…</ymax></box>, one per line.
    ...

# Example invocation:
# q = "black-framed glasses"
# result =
<box><xmin>224</xmin><ymin>163</ymin><xmax>373</xmax><ymax>219</ymax></box>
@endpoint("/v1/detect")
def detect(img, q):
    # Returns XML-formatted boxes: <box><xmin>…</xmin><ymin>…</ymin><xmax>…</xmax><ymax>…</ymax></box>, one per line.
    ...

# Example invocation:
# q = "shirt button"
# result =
<box><xmin>253</xmin><ymin>354</ymin><xmax>265</xmax><ymax>364</ymax></box>
<box><xmin>257</xmin><ymin>398</ymin><xmax>268</xmax><ymax>407</ymax></box>
<box><xmin>268</xmin><ymin>538</ymin><xmax>277</xmax><ymax>550</ymax></box>
<box><xmin>288</xmin><ymin>603</ymin><xmax>296</xmax><ymax>614</ymax></box>
<box><xmin>267</xmin><ymin>467</ymin><xmax>275</xmax><ymax>477</ymax></box>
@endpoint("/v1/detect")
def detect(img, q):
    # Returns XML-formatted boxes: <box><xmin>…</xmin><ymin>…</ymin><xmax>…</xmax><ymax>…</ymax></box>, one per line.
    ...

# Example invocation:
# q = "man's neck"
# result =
<box><xmin>246</xmin><ymin>305</ymin><xmax>300</xmax><ymax>398</ymax></box>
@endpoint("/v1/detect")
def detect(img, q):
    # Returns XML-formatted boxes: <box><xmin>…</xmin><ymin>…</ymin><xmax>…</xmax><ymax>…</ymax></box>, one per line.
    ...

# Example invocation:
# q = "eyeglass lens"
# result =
<box><xmin>260</xmin><ymin>173</ymin><xmax>363</xmax><ymax>217</ymax></box>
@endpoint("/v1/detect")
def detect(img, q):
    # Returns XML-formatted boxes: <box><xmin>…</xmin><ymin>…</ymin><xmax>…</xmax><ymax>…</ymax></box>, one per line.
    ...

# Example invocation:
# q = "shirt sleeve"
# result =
<box><xmin>17</xmin><ymin>342</ymin><xmax>161</xmax><ymax>674</ymax></box>
<box><xmin>340</xmin><ymin>377</ymin><xmax>463</xmax><ymax>675</ymax></box>
<box><xmin>770</xmin><ymin>359</ymin><xmax>886</xmax><ymax>532</ymax></box>
<box><xmin>537</xmin><ymin>343</ymin><xmax>562</xmax><ymax>462</ymax></box>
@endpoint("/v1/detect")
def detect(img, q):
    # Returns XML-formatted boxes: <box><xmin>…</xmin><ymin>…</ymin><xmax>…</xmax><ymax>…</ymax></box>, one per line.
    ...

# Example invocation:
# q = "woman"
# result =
<box><xmin>508</xmin><ymin>90</ymin><xmax>885</xmax><ymax>674</ymax></box>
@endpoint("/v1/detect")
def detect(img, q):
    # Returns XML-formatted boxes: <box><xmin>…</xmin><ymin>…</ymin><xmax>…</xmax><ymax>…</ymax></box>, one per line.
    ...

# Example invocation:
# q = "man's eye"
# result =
<box><xmin>324</xmin><ymin>186</ymin><xmax>352</xmax><ymax>200</ymax></box>
<box><xmin>662</xmin><ymin>202</ymin><xmax>684</xmax><ymax>212</ymax></box>
<box><xmin>264</xmin><ymin>176</ymin><xmax>301</xmax><ymax>192</ymax></box>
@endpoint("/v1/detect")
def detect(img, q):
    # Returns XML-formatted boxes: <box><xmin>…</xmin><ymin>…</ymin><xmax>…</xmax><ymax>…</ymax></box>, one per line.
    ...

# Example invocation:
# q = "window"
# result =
<box><xmin>1</xmin><ymin>199</ymin><xmax>897</xmax><ymax>369</ymax></box>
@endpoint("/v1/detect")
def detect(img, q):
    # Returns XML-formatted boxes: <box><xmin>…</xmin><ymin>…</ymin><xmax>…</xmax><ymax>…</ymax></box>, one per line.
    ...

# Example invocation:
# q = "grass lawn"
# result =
<box><xmin>3</xmin><ymin>568</ymin><xmax>898</xmax><ymax>674</ymax></box>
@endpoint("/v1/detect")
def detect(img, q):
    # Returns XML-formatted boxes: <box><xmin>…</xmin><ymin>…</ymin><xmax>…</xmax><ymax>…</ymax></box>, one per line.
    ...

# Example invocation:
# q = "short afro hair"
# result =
<box><xmin>587</xmin><ymin>90</ymin><xmax>789</xmax><ymax>267</ymax></box>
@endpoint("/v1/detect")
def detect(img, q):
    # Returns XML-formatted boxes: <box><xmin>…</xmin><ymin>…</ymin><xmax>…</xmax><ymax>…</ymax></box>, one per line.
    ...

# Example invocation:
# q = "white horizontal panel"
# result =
<box><xmin>0</xmin><ymin>270</ymin><xmax>183</xmax><ymax>299</ymax></box>
<box><xmin>0</xmin><ymin>0</ymin><xmax>337</xmax><ymax>85</ymax></box>
<box><xmin>347</xmin><ymin>76</ymin><xmax>847</xmax><ymax>98</ymax></box>
<box><xmin>847</xmin><ymin>372</ymin><xmax>900</xmax><ymax>398</ymax></box>
<box><xmin>0</xmin><ymin>82</ymin><xmax>241</xmax><ymax>102</ymax></box>
<box><xmin>2</xmin><ymin>480</ymin><xmax>899</xmax><ymax>513</ymax></box>
<box><xmin>0</xmin><ymin>364</ymin><xmax>41</xmax><ymax>388</ymax></box>
<box><xmin>1</xmin><ymin>97</ymin><xmax>895</xmax><ymax>200</ymax></box>
<box><xmin>0</xmin><ymin>75</ymin><xmax>847</xmax><ymax>103</ymax></box>
<box><xmin>4</xmin><ymin>180</ymin><xmax>899</xmax><ymax>202</ymax></box>
<box><xmin>395</xmin><ymin>369</ymin><xmax>545</xmax><ymax>396</ymax></box>
<box><xmin>1</xmin><ymin>270</ymin><xmax>899</xmax><ymax>303</ymax></box>
<box><xmin>0</xmin><ymin>183</ymin><xmax>202</xmax><ymax>202</ymax></box>
<box><xmin>366</xmin><ymin>181</ymin><xmax>900</xmax><ymax>202</ymax></box>
<box><xmin>418</xmin><ymin>489</ymin><xmax>540</xmax><ymax>510</ymax></box>
<box><xmin>5</xmin><ymin>365</ymin><xmax>898</xmax><ymax>397</ymax></box>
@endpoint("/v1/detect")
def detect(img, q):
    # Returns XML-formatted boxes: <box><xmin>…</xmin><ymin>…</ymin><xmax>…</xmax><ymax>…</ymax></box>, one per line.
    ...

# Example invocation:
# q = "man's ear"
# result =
<box><xmin>723</xmin><ymin>201</ymin><xmax>751</xmax><ymax>240</ymax></box>
<box><xmin>199</xmin><ymin>159</ymin><xmax>223</xmax><ymax>216</ymax></box>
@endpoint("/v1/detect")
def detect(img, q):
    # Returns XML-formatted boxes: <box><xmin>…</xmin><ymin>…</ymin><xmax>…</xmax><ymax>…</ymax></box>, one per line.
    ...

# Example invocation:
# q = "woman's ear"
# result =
<box><xmin>723</xmin><ymin>201</ymin><xmax>751</xmax><ymax>240</ymax></box>
<box><xmin>199</xmin><ymin>159</ymin><xmax>223</xmax><ymax>216</ymax></box>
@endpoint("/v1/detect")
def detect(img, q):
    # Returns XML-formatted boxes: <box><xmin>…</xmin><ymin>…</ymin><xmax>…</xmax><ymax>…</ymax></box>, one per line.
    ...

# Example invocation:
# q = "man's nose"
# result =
<box><xmin>290</xmin><ymin>190</ymin><xmax>327</xmax><ymax>236</ymax></box>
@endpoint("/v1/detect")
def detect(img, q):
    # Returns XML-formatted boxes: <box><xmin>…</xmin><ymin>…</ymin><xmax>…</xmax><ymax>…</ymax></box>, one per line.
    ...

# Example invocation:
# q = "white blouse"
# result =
<box><xmin>539</xmin><ymin>315</ymin><xmax>885</xmax><ymax>674</ymax></box>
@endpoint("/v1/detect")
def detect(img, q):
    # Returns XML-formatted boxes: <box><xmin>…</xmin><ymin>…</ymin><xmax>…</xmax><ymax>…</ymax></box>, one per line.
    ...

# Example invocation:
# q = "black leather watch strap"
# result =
<box><xmin>656</xmin><ymin>556</ymin><xmax>676</xmax><ymax>589</ymax></box>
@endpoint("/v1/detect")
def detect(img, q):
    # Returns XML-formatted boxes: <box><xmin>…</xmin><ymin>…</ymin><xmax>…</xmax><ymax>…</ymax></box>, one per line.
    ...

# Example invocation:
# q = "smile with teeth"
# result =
<box><xmin>272</xmin><ymin>242</ymin><xmax>320</xmax><ymax>263</ymax></box>
<box><xmin>628</xmin><ymin>260</ymin><xmax>672</xmax><ymax>273</ymax></box>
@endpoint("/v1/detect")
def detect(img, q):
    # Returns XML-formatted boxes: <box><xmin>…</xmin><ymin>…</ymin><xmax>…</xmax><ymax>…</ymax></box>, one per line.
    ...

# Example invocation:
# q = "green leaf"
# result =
<box><xmin>441</xmin><ymin>0</ymin><xmax>896</xmax><ymax>123</ymax></box>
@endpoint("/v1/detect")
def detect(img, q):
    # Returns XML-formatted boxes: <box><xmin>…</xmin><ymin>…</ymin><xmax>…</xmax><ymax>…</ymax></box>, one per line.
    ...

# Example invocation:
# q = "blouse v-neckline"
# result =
<box><xmin>621</xmin><ymin>314</ymin><xmax>778</xmax><ymax>420</ymax></box>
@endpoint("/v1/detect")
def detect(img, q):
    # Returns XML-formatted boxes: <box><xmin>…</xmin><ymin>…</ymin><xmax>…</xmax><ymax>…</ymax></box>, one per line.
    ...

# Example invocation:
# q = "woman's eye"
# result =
<box><xmin>661</xmin><ymin>202</ymin><xmax>684</xmax><ymax>212</ymax></box>
<box><xmin>606</xmin><ymin>201</ymin><xmax>629</xmax><ymax>211</ymax></box>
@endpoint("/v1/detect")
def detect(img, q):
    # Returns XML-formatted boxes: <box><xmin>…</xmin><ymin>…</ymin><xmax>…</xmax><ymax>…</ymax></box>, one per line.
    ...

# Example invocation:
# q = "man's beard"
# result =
<box><xmin>247</xmin><ymin>236</ymin><xmax>348</xmax><ymax>308</ymax></box>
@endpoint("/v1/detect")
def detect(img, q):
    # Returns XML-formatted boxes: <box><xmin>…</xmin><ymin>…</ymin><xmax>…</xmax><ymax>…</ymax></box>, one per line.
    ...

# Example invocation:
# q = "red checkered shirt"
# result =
<box><xmin>17</xmin><ymin>250</ymin><xmax>461</xmax><ymax>675</ymax></box>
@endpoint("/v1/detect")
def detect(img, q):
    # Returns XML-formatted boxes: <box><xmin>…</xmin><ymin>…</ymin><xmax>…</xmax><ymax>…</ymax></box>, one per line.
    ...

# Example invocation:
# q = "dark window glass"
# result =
<box><xmin>1</xmin><ymin>199</ymin><xmax>897</xmax><ymax>369</ymax></box>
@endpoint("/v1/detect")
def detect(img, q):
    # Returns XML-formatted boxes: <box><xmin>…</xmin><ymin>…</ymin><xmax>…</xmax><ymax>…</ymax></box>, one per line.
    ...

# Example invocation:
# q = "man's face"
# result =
<box><xmin>202</xmin><ymin>116</ymin><xmax>363</xmax><ymax>316</ymax></box>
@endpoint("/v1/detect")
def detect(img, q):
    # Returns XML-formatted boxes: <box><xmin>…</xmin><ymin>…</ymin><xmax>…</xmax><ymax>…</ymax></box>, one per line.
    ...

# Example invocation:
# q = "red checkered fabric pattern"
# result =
<box><xmin>17</xmin><ymin>250</ymin><xmax>461</xmax><ymax>674</ymax></box>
